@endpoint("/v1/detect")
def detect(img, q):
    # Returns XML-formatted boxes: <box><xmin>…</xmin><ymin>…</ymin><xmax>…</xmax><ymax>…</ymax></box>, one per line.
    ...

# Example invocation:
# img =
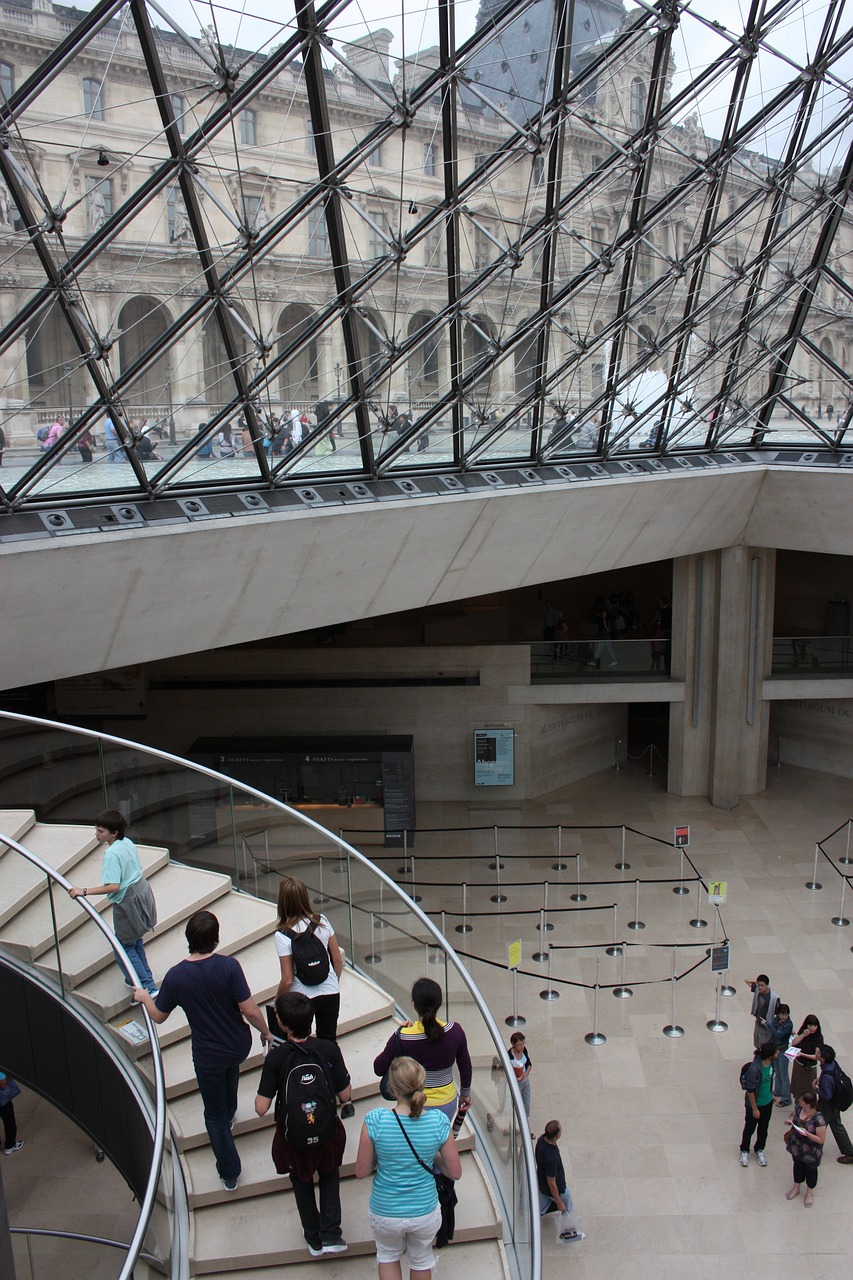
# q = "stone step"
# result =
<box><xmin>182</xmin><ymin>1108</ymin><xmax>476</xmax><ymax>1208</ymax></box>
<box><xmin>177</xmin><ymin>1239</ymin><xmax>508</xmax><ymax>1280</ymax></box>
<box><xmin>1</xmin><ymin>842</ymin><xmax>170</xmax><ymax>961</ymax></box>
<box><xmin>189</xmin><ymin>1149</ymin><xmax>500</xmax><ymax>1274</ymax></box>
<box><xmin>0</xmin><ymin>809</ymin><xmax>36</xmax><ymax>843</ymax></box>
<box><xmin>0</xmin><ymin>821</ymin><xmax>99</xmax><ymax>926</ymax></box>
<box><xmin>36</xmin><ymin>861</ymin><xmax>233</xmax><ymax>989</ymax></box>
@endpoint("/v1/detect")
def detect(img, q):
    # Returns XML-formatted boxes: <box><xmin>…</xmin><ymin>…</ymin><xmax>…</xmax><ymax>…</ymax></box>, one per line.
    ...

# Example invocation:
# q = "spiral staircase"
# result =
<box><xmin>0</xmin><ymin>807</ymin><xmax>511</xmax><ymax>1280</ymax></box>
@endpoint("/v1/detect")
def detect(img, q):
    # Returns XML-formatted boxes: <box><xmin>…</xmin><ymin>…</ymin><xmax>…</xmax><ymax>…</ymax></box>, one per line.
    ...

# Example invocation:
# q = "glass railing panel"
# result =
<box><xmin>530</xmin><ymin>636</ymin><xmax>672</xmax><ymax>680</ymax></box>
<box><xmin>771</xmin><ymin>636</ymin><xmax>853</xmax><ymax>675</ymax></box>
<box><xmin>0</xmin><ymin>722</ymin><xmax>104</xmax><ymax>819</ymax></box>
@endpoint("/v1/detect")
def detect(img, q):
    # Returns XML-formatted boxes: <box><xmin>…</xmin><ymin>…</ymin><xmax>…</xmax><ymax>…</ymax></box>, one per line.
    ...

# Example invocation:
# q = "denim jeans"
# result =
<box><xmin>290</xmin><ymin>1169</ymin><xmax>342</xmax><ymax>1247</ymax></box>
<box><xmin>195</xmin><ymin>1060</ymin><xmax>241</xmax><ymax>1181</ymax></box>
<box><xmin>772</xmin><ymin>1051</ymin><xmax>791</xmax><ymax>1104</ymax></box>
<box><xmin>538</xmin><ymin>1184</ymin><xmax>572</xmax><ymax>1215</ymax></box>
<box><xmin>117</xmin><ymin>939</ymin><xmax>156</xmax><ymax>992</ymax></box>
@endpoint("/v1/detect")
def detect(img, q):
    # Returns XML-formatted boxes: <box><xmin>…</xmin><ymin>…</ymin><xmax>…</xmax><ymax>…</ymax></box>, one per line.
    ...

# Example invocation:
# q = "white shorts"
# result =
<box><xmin>368</xmin><ymin>1206</ymin><xmax>442</xmax><ymax>1268</ymax></box>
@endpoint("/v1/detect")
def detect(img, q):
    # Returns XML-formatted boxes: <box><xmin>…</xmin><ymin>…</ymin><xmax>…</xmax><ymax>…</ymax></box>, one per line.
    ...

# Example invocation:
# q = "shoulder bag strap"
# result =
<box><xmin>392</xmin><ymin>1110</ymin><xmax>434</xmax><ymax>1176</ymax></box>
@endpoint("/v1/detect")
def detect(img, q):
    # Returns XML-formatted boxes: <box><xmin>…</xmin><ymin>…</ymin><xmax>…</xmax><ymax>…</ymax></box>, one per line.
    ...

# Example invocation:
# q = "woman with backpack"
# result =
<box><xmin>274</xmin><ymin>876</ymin><xmax>344</xmax><ymax>1044</ymax></box>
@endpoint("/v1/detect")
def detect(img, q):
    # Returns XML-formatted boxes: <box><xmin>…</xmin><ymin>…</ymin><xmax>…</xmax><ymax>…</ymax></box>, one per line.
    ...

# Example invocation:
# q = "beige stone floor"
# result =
<box><xmin>2</xmin><ymin>1088</ymin><xmax>138</xmax><ymax>1279</ymax></box>
<box><xmin>411</xmin><ymin>760</ymin><xmax>853</xmax><ymax>1280</ymax></box>
<box><xmin>5</xmin><ymin>758</ymin><xmax>853</xmax><ymax>1279</ymax></box>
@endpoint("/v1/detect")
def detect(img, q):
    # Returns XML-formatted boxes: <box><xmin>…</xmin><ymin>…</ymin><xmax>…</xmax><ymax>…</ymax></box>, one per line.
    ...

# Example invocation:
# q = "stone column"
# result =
<box><xmin>669</xmin><ymin>546</ymin><xmax>775</xmax><ymax>807</ymax></box>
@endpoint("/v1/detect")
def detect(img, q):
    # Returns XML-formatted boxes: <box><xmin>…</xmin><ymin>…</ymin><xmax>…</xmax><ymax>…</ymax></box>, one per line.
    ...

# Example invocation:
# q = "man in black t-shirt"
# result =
<box><xmin>535</xmin><ymin>1120</ymin><xmax>585</xmax><ymax>1242</ymax></box>
<box><xmin>255</xmin><ymin>992</ymin><xmax>352</xmax><ymax>1257</ymax></box>
<box><xmin>134</xmin><ymin>910</ymin><xmax>272</xmax><ymax>1191</ymax></box>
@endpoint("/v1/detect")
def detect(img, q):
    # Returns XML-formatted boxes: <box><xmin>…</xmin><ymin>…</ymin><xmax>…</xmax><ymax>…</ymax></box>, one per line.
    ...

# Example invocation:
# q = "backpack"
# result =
<box><xmin>832</xmin><ymin>1062</ymin><xmax>853</xmax><ymax>1112</ymax></box>
<box><xmin>280</xmin><ymin>1041</ymin><xmax>337</xmax><ymax>1147</ymax></box>
<box><xmin>285</xmin><ymin>919</ymin><xmax>330</xmax><ymax>986</ymax></box>
<box><xmin>740</xmin><ymin>1058</ymin><xmax>761</xmax><ymax>1092</ymax></box>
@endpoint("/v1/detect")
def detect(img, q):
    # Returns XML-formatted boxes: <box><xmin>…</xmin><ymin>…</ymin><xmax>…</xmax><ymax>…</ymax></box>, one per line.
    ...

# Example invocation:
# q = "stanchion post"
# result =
<box><xmin>628</xmin><ymin>879</ymin><xmax>645</xmax><ymax>930</ymax></box>
<box><xmin>614</xmin><ymin>737</ymin><xmax>623</xmax><ymax>772</ymax></box>
<box><xmin>584</xmin><ymin>956</ymin><xmax>606</xmax><ymax>1045</ymax></box>
<box><xmin>334</xmin><ymin>833</ymin><xmax>347</xmax><ymax>874</ymax></box>
<box><xmin>489</xmin><ymin>824</ymin><xmax>504</xmax><ymax>871</ymax></box>
<box><xmin>706</xmin><ymin>971</ymin><xmax>728</xmax><ymax>1032</ymax></box>
<box><xmin>316</xmin><ymin>855</ymin><xmax>330</xmax><ymax>904</ymax></box>
<box><xmin>570</xmin><ymin>854</ymin><xmax>587</xmax><ymax>902</ymax></box>
<box><xmin>689</xmin><ymin>878</ymin><xmax>707</xmax><ymax>929</ymax></box>
<box><xmin>429</xmin><ymin>913</ymin><xmax>446</xmax><ymax>962</ymax></box>
<box><xmin>375</xmin><ymin>880</ymin><xmax>387</xmax><ymax>929</ymax></box>
<box><xmin>552</xmin><ymin>824</ymin><xmax>568</xmax><ymax>872</ymax></box>
<box><xmin>455</xmin><ymin>882</ymin><xmax>473</xmax><ymax>934</ymax></box>
<box><xmin>538</xmin><ymin>881</ymin><xmax>554</xmax><ymax>932</ymax></box>
<box><xmin>806</xmin><ymin>843</ymin><xmax>823</xmax><ymax>891</ymax></box>
<box><xmin>409</xmin><ymin>854</ymin><xmax>422</xmax><ymax>903</ymax></box>
<box><xmin>364</xmin><ymin>914</ymin><xmax>381</xmax><ymax>964</ymax></box>
<box><xmin>832</xmin><ymin>875</ymin><xmax>850</xmax><ymax>927</ymax></box>
<box><xmin>397</xmin><ymin>828</ymin><xmax>409</xmax><ymax>877</ymax></box>
<box><xmin>613</xmin><ymin>940</ymin><xmax>632</xmax><ymax>999</ymax></box>
<box><xmin>505</xmin><ymin>968</ymin><xmax>526</xmax><ymax>1027</ymax></box>
<box><xmin>615</xmin><ymin>824</ymin><xmax>630</xmax><ymax>871</ymax></box>
<box><xmin>491</xmin><ymin>851</ymin><xmax>507</xmax><ymax>903</ymax></box>
<box><xmin>842</xmin><ymin>818</ymin><xmax>853</xmax><ymax>867</ymax></box>
<box><xmin>663</xmin><ymin>947</ymin><xmax>684</xmax><ymax>1037</ymax></box>
<box><xmin>540</xmin><ymin>945</ymin><xmax>559</xmax><ymax>1000</ymax></box>
<box><xmin>673</xmin><ymin>847</ymin><xmax>688</xmax><ymax>895</ymax></box>
<box><xmin>606</xmin><ymin>904</ymin><xmax>621</xmax><ymax>957</ymax></box>
<box><xmin>532</xmin><ymin>910</ymin><xmax>548</xmax><ymax>962</ymax></box>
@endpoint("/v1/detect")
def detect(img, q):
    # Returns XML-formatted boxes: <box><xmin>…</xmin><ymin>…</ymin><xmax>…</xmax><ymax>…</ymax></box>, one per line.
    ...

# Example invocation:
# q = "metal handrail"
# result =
<box><xmin>0</xmin><ymin>830</ymin><xmax>170</xmax><ymax>1280</ymax></box>
<box><xmin>0</xmin><ymin>709</ymin><xmax>541</xmax><ymax>1280</ymax></box>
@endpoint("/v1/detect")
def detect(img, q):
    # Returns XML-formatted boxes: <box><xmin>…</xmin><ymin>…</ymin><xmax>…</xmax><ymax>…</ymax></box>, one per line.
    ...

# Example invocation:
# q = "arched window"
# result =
<box><xmin>630</xmin><ymin>78</ymin><xmax>646</xmax><ymax>131</ymax></box>
<box><xmin>277</xmin><ymin>304</ymin><xmax>319</xmax><ymax>406</ymax></box>
<box><xmin>0</xmin><ymin>60</ymin><xmax>14</xmax><ymax>102</ymax></box>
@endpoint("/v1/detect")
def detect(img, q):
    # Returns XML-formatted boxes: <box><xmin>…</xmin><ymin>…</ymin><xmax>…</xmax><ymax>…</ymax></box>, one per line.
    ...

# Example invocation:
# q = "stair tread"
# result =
<box><xmin>200</xmin><ymin>1239</ymin><xmax>507</xmax><ymax>1280</ymax></box>
<box><xmin>0</xmin><ymin>810</ymin><xmax>35</xmax><ymax>842</ymax></box>
<box><xmin>190</xmin><ymin>1149</ymin><xmax>499</xmax><ymax>1272</ymax></box>
<box><xmin>1</xmin><ymin>842</ymin><xmax>169</xmax><ymax>959</ymax></box>
<box><xmin>0</xmin><ymin>823</ymin><xmax>100</xmax><ymax>925</ymax></box>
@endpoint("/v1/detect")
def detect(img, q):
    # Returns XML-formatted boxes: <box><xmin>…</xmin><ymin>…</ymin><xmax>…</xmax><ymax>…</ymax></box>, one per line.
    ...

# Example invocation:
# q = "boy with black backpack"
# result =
<box><xmin>255</xmin><ymin>992</ymin><xmax>352</xmax><ymax>1257</ymax></box>
<box><xmin>816</xmin><ymin>1045</ymin><xmax>853</xmax><ymax>1163</ymax></box>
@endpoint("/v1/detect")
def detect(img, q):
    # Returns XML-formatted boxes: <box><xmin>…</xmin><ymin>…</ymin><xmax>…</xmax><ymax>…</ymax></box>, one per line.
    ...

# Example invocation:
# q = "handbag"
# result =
<box><xmin>379</xmin><ymin>1029</ymin><xmax>402</xmax><ymax>1100</ymax></box>
<box><xmin>392</xmin><ymin>1111</ymin><xmax>457</xmax><ymax>1247</ymax></box>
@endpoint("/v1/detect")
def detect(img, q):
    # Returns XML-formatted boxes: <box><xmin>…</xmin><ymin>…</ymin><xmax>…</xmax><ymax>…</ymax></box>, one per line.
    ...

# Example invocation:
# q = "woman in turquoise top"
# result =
<box><xmin>356</xmin><ymin>1057</ymin><xmax>461</xmax><ymax>1280</ymax></box>
<box><xmin>69</xmin><ymin>809</ymin><xmax>158</xmax><ymax>994</ymax></box>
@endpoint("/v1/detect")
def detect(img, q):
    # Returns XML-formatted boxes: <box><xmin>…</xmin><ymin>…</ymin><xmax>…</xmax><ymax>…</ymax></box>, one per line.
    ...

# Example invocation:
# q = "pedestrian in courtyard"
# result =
<box><xmin>783</xmin><ymin>1090</ymin><xmax>826</xmax><ymax>1206</ymax></box>
<box><xmin>740</xmin><ymin>1041</ymin><xmax>778</xmax><ymax>1167</ymax></box>
<box><xmin>373</xmin><ymin>977</ymin><xmax>472</xmax><ymax>1121</ymax></box>
<box><xmin>534</xmin><ymin>1119</ymin><xmax>585</xmax><ymax>1242</ymax></box>
<box><xmin>68</xmin><ymin>809</ymin><xmax>158</xmax><ymax>995</ymax></box>
<box><xmin>744</xmin><ymin>973</ymin><xmax>779</xmax><ymax>1049</ymax></box>
<box><xmin>133</xmin><ymin>909</ymin><xmax>273</xmax><ymax>1191</ymax></box>
<box><xmin>815</xmin><ymin>1045</ymin><xmax>853</xmax><ymax>1163</ymax></box>
<box><xmin>771</xmin><ymin>1002</ymin><xmax>794</xmax><ymax>1106</ymax></box>
<box><xmin>0</xmin><ymin>1068</ymin><xmax>23</xmax><ymax>1154</ymax></box>
<box><xmin>789</xmin><ymin>1014</ymin><xmax>823</xmax><ymax>1100</ymax></box>
<box><xmin>508</xmin><ymin>1031</ymin><xmax>532</xmax><ymax>1120</ymax></box>
<box><xmin>255</xmin><ymin>991</ymin><xmax>351</xmax><ymax>1256</ymax></box>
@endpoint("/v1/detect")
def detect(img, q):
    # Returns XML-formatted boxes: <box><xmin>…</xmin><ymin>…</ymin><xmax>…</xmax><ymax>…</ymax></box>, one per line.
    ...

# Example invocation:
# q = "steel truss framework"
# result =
<box><xmin>1</xmin><ymin>0</ymin><xmax>853</xmax><ymax>511</ymax></box>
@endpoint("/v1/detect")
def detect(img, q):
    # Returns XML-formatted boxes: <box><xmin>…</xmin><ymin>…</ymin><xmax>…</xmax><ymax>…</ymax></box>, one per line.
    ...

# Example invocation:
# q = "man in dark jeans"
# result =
<box><xmin>816</xmin><ymin>1045</ymin><xmax>853</xmax><ymax>1163</ymax></box>
<box><xmin>534</xmin><ymin>1119</ymin><xmax>585</xmax><ymax>1243</ymax></box>
<box><xmin>255</xmin><ymin>992</ymin><xmax>352</xmax><ymax>1256</ymax></box>
<box><xmin>740</xmin><ymin>1042</ymin><xmax>778</xmax><ymax>1167</ymax></box>
<box><xmin>133</xmin><ymin>910</ymin><xmax>273</xmax><ymax>1191</ymax></box>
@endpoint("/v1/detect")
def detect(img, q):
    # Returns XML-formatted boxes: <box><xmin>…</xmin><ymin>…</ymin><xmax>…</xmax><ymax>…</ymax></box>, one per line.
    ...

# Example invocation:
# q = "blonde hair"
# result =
<box><xmin>388</xmin><ymin>1056</ymin><xmax>428</xmax><ymax>1118</ymax></box>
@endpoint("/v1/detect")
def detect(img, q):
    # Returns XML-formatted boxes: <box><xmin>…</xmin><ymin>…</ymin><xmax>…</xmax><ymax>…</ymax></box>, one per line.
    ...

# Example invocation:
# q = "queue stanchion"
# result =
<box><xmin>571</xmin><ymin>854</ymin><xmax>587</xmax><ymax>902</ymax></box>
<box><xmin>706</xmin><ymin>943</ymin><xmax>729</xmax><ymax>1032</ymax></box>
<box><xmin>334</xmin><ymin>832</ymin><xmax>347</xmax><ymax>874</ymax></box>
<box><xmin>613</xmin><ymin>941</ymin><xmax>632</xmax><ymax>999</ymax></box>
<box><xmin>397</xmin><ymin>828</ymin><xmax>409</xmax><ymax>877</ymax></box>
<box><xmin>673</xmin><ymin>845</ymin><xmax>689</xmax><ymax>895</ymax></box>
<box><xmin>532</xmin><ymin>910</ymin><xmax>548</xmax><ymax>962</ymax></box>
<box><xmin>842</xmin><ymin>819</ymin><xmax>853</xmax><ymax>867</ymax></box>
<box><xmin>409</xmin><ymin>854</ymin><xmax>422</xmax><ymax>904</ymax></box>
<box><xmin>491</xmin><ymin>852</ymin><xmax>507</xmax><ymax>903</ymax></box>
<box><xmin>615</xmin><ymin>824</ymin><xmax>630</xmax><ymax>871</ymax></box>
<box><xmin>832</xmin><ymin>874</ymin><xmax>850</xmax><ymax>927</ymax></box>
<box><xmin>540</xmin><ymin>945</ymin><xmax>559</xmax><ymax>1000</ymax></box>
<box><xmin>552</xmin><ymin>824</ymin><xmax>568</xmax><ymax>872</ymax></box>
<box><xmin>806</xmin><ymin>843</ymin><xmax>822</xmax><ymax>891</ymax></box>
<box><xmin>430</xmin><ymin>913</ymin><xmax>445</xmax><ymax>962</ymax></box>
<box><xmin>689</xmin><ymin>878</ymin><xmax>707</xmax><ymax>929</ymax></box>
<box><xmin>316</xmin><ymin>856</ymin><xmax>330</xmax><ymax>905</ymax></box>
<box><xmin>375</xmin><ymin>879</ymin><xmax>387</xmax><ymax>929</ymax></box>
<box><xmin>455</xmin><ymin>883</ymin><xmax>473</xmax><ymax>934</ymax></box>
<box><xmin>606</xmin><ymin>904</ymin><xmax>621</xmax><ymax>957</ymax></box>
<box><xmin>584</xmin><ymin>956</ymin><xmax>606</xmax><ymax>1045</ymax></box>
<box><xmin>364</xmin><ymin>914</ymin><xmax>381</xmax><ymax>965</ymax></box>
<box><xmin>628</xmin><ymin>879</ymin><xmax>645</xmax><ymax>931</ymax></box>
<box><xmin>663</xmin><ymin>947</ymin><xmax>685</xmax><ymax>1037</ymax></box>
<box><xmin>505</xmin><ymin>968</ymin><xmax>526</xmax><ymax>1028</ymax></box>
<box><xmin>489</xmin><ymin>825</ymin><xmax>504</xmax><ymax>871</ymax></box>
<box><xmin>539</xmin><ymin>881</ymin><xmax>554</xmax><ymax>932</ymax></box>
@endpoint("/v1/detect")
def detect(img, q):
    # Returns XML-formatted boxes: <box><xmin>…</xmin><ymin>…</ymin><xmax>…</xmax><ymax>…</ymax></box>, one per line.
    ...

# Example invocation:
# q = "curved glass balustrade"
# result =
<box><xmin>0</xmin><ymin>709</ymin><xmax>541</xmax><ymax>1280</ymax></box>
<box><xmin>0</xmin><ymin>829</ymin><xmax>177</xmax><ymax>1280</ymax></box>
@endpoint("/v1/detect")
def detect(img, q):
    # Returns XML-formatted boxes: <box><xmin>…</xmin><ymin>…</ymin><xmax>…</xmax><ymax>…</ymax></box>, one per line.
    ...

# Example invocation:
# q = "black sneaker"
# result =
<box><xmin>340</xmin><ymin>1102</ymin><xmax>355</xmax><ymax>1119</ymax></box>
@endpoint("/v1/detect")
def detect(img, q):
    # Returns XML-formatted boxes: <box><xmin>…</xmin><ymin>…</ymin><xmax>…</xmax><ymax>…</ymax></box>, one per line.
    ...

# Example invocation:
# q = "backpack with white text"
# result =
<box><xmin>285</xmin><ymin>919</ymin><xmax>330</xmax><ymax>986</ymax></box>
<box><xmin>280</xmin><ymin>1041</ymin><xmax>337</xmax><ymax>1146</ymax></box>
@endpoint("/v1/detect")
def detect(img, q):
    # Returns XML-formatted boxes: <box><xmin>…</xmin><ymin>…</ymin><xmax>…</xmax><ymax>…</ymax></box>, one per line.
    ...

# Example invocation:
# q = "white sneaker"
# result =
<box><xmin>739</xmin><ymin>1151</ymin><xmax>749</xmax><ymax>1166</ymax></box>
<box><xmin>756</xmin><ymin>1150</ymin><xmax>768</xmax><ymax>1167</ymax></box>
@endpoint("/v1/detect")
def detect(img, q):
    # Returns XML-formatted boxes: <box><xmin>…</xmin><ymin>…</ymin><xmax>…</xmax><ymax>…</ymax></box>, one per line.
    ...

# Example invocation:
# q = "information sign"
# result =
<box><xmin>474</xmin><ymin>729</ymin><xmax>515</xmax><ymax>786</ymax></box>
<box><xmin>674</xmin><ymin>825</ymin><xmax>690</xmax><ymax>847</ymax></box>
<box><xmin>507</xmin><ymin>939</ymin><xmax>522</xmax><ymax>970</ymax></box>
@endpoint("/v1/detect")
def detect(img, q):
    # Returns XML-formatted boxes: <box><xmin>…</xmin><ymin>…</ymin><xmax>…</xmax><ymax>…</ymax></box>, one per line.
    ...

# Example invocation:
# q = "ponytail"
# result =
<box><xmin>412</xmin><ymin>977</ymin><xmax>444</xmax><ymax>1042</ymax></box>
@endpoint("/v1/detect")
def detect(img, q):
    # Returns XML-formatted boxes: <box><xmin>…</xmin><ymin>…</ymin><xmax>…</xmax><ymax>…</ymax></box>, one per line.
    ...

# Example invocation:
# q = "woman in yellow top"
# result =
<box><xmin>373</xmin><ymin>978</ymin><xmax>472</xmax><ymax>1120</ymax></box>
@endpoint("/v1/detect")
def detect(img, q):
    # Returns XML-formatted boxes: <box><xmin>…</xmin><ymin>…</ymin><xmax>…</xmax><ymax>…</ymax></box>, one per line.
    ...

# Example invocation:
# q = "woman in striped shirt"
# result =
<box><xmin>373</xmin><ymin>978</ymin><xmax>472</xmax><ymax>1121</ymax></box>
